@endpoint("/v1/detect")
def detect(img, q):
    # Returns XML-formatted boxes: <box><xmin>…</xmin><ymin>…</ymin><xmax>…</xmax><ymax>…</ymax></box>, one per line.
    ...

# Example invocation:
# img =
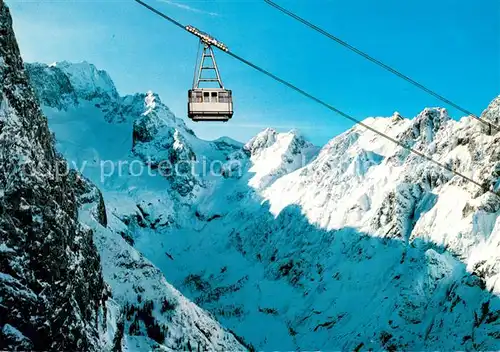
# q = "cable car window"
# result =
<box><xmin>219</xmin><ymin>91</ymin><xmax>228</xmax><ymax>103</ymax></box>
<box><xmin>195</xmin><ymin>91</ymin><xmax>202</xmax><ymax>102</ymax></box>
<box><xmin>190</xmin><ymin>91</ymin><xmax>202</xmax><ymax>103</ymax></box>
<box><xmin>211</xmin><ymin>92</ymin><xmax>218</xmax><ymax>103</ymax></box>
<box><xmin>221</xmin><ymin>90</ymin><xmax>232</xmax><ymax>103</ymax></box>
<box><xmin>203</xmin><ymin>92</ymin><xmax>210</xmax><ymax>103</ymax></box>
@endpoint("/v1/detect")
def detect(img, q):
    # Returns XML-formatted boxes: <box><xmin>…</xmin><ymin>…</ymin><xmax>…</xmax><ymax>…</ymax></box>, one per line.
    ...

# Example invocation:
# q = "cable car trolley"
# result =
<box><xmin>186</xmin><ymin>25</ymin><xmax>233</xmax><ymax>122</ymax></box>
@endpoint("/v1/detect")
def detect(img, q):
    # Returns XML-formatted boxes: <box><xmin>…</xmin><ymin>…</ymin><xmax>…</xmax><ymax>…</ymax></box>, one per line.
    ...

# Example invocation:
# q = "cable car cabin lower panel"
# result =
<box><xmin>188</xmin><ymin>105</ymin><xmax>234</xmax><ymax>121</ymax></box>
<box><xmin>188</xmin><ymin>89</ymin><xmax>233</xmax><ymax>122</ymax></box>
<box><xmin>189</xmin><ymin>113</ymin><xmax>233</xmax><ymax>122</ymax></box>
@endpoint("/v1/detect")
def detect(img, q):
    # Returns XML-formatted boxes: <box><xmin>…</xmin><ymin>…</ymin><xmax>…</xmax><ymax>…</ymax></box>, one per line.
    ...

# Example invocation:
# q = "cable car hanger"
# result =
<box><xmin>186</xmin><ymin>25</ymin><xmax>228</xmax><ymax>52</ymax></box>
<box><xmin>132</xmin><ymin>0</ymin><xmax>500</xmax><ymax>199</ymax></box>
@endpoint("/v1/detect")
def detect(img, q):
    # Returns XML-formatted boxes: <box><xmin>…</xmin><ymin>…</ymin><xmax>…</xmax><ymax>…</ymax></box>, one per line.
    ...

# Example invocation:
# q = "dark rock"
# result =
<box><xmin>0</xmin><ymin>2</ymin><xmax>106</xmax><ymax>350</ymax></box>
<box><xmin>68</xmin><ymin>171</ymin><xmax>108</xmax><ymax>228</ymax></box>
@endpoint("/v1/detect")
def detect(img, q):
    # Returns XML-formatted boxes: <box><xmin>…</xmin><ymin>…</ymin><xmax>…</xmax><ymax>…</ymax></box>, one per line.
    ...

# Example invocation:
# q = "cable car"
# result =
<box><xmin>188</xmin><ymin>88</ymin><xmax>233</xmax><ymax>121</ymax></box>
<box><xmin>186</xmin><ymin>26</ymin><xmax>233</xmax><ymax>122</ymax></box>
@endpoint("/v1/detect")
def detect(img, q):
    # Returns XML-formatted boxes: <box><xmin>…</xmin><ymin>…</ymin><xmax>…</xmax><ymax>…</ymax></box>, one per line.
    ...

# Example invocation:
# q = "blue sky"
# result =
<box><xmin>7</xmin><ymin>0</ymin><xmax>500</xmax><ymax>145</ymax></box>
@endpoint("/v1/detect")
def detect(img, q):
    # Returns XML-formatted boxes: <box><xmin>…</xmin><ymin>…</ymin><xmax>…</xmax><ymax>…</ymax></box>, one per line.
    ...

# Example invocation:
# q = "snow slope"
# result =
<box><xmin>26</xmin><ymin>60</ymin><xmax>500</xmax><ymax>350</ymax></box>
<box><xmin>73</xmin><ymin>173</ymin><xmax>247</xmax><ymax>351</ymax></box>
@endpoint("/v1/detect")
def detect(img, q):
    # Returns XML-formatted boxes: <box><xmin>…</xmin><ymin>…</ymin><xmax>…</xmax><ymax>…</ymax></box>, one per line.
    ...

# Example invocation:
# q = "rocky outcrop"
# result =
<box><xmin>132</xmin><ymin>93</ymin><xmax>199</xmax><ymax>196</ymax></box>
<box><xmin>0</xmin><ymin>1</ymin><xmax>108</xmax><ymax>350</ymax></box>
<box><xmin>480</xmin><ymin>96</ymin><xmax>500</xmax><ymax>134</ymax></box>
<box><xmin>399</xmin><ymin>107</ymin><xmax>450</xmax><ymax>145</ymax></box>
<box><xmin>69</xmin><ymin>171</ymin><xmax>108</xmax><ymax>227</ymax></box>
<box><xmin>25</xmin><ymin>63</ymin><xmax>79</xmax><ymax>110</ymax></box>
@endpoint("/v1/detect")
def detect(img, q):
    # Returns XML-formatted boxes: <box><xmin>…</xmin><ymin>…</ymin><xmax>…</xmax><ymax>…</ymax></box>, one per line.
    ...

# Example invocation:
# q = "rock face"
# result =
<box><xmin>0</xmin><ymin>2</ymin><xmax>107</xmax><ymax>350</ymax></box>
<box><xmin>132</xmin><ymin>92</ymin><xmax>198</xmax><ymax>196</ymax></box>
<box><xmin>400</xmin><ymin>107</ymin><xmax>449</xmax><ymax>145</ymax></box>
<box><xmin>24</xmin><ymin>63</ymin><xmax>79</xmax><ymax>110</ymax></box>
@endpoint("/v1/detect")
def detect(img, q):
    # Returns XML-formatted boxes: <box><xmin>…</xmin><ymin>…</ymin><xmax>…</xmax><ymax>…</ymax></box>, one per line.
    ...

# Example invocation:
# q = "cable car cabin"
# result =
<box><xmin>188</xmin><ymin>88</ymin><xmax>233</xmax><ymax>122</ymax></box>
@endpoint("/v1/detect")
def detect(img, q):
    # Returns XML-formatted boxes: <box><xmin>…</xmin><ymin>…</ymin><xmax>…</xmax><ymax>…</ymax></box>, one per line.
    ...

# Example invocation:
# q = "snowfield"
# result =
<box><xmin>26</xmin><ymin>60</ymin><xmax>500</xmax><ymax>350</ymax></box>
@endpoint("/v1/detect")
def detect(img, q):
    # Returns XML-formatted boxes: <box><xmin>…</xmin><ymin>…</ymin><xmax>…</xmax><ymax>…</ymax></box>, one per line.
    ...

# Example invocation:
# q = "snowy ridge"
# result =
<box><xmin>24</xmin><ymin>62</ymin><xmax>79</xmax><ymax>110</ymax></box>
<box><xmin>263</xmin><ymin>116</ymin><xmax>412</xmax><ymax>228</ymax></box>
<box><xmin>245</xmin><ymin>128</ymin><xmax>319</xmax><ymax>189</ymax></box>
<box><xmin>25</xmin><ymin>58</ymin><xmax>500</xmax><ymax>351</ymax></box>
<box><xmin>0</xmin><ymin>3</ymin><xmax>113</xmax><ymax>350</ymax></box>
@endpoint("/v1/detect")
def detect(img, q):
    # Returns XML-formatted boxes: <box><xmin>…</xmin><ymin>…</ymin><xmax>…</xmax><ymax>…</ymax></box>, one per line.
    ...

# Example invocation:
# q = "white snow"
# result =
<box><xmin>0</xmin><ymin>243</ymin><xmax>15</xmax><ymax>254</ymax></box>
<box><xmin>79</xmin><ymin>193</ymin><xmax>246</xmax><ymax>351</ymax></box>
<box><xmin>143</xmin><ymin>90</ymin><xmax>156</xmax><ymax>115</ymax></box>
<box><xmin>31</xmin><ymin>60</ymin><xmax>500</xmax><ymax>351</ymax></box>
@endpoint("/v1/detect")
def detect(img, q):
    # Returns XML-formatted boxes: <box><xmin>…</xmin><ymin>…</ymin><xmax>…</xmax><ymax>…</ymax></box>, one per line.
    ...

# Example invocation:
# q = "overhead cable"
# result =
<box><xmin>263</xmin><ymin>0</ymin><xmax>498</xmax><ymax>134</ymax></box>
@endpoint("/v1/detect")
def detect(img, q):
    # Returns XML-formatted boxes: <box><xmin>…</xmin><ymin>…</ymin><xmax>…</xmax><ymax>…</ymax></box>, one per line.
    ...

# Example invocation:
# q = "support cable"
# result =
<box><xmin>263</xmin><ymin>0</ymin><xmax>498</xmax><ymax>135</ymax></box>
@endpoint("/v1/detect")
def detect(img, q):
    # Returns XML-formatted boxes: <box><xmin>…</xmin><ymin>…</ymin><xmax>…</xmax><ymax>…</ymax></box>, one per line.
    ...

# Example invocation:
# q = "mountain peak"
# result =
<box><xmin>244</xmin><ymin>128</ymin><xmax>318</xmax><ymax>189</ymax></box>
<box><xmin>392</xmin><ymin>111</ymin><xmax>403</xmax><ymax>122</ymax></box>
<box><xmin>244</xmin><ymin>128</ymin><xmax>278</xmax><ymax>154</ymax></box>
<box><xmin>53</xmin><ymin>60</ymin><xmax>119</xmax><ymax>102</ymax></box>
<box><xmin>397</xmin><ymin>107</ymin><xmax>449</xmax><ymax>145</ymax></box>
<box><xmin>479</xmin><ymin>95</ymin><xmax>500</xmax><ymax>133</ymax></box>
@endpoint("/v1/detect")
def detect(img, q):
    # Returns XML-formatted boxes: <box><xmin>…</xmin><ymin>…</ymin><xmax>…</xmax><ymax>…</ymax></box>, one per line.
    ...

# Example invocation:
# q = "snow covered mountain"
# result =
<box><xmin>0</xmin><ymin>3</ymin><xmax>109</xmax><ymax>350</ymax></box>
<box><xmin>0</xmin><ymin>2</ymin><xmax>246</xmax><ymax>350</ymax></box>
<box><xmin>19</xmin><ymin>25</ymin><xmax>500</xmax><ymax>352</ymax></box>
